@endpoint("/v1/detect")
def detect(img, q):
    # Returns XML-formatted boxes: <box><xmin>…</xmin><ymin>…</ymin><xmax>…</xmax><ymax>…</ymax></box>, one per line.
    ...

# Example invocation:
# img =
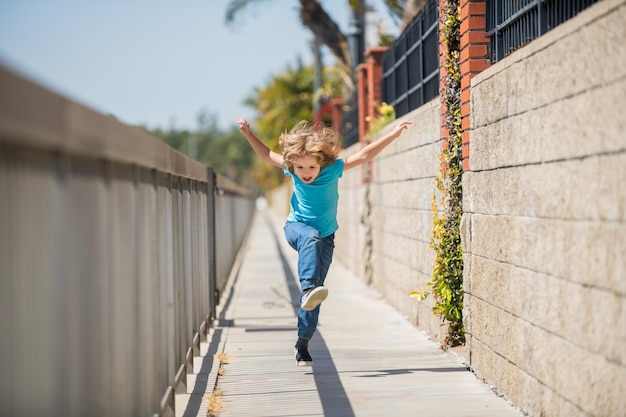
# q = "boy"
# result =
<box><xmin>235</xmin><ymin>117</ymin><xmax>411</xmax><ymax>366</ymax></box>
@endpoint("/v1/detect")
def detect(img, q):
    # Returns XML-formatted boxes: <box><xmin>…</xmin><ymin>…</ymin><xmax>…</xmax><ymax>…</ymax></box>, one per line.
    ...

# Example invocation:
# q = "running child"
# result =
<box><xmin>235</xmin><ymin>117</ymin><xmax>412</xmax><ymax>366</ymax></box>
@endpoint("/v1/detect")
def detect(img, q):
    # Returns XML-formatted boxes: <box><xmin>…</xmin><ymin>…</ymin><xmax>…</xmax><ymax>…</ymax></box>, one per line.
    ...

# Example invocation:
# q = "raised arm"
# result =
<box><xmin>343</xmin><ymin>120</ymin><xmax>412</xmax><ymax>171</ymax></box>
<box><xmin>235</xmin><ymin>118</ymin><xmax>284</xmax><ymax>168</ymax></box>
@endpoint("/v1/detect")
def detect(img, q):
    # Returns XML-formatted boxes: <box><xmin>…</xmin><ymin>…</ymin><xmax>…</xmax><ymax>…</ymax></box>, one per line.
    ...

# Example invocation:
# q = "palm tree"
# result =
<box><xmin>246</xmin><ymin>60</ymin><xmax>315</xmax><ymax>143</ymax></box>
<box><xmin>225</xmin><ymin>0</ymin><xmax>407</xmax><ymax>86</ymax></box>
<box><xmin>242</xmin><ymin>59</ymin><xmax>316</xmax><ymax>190</ymax></box>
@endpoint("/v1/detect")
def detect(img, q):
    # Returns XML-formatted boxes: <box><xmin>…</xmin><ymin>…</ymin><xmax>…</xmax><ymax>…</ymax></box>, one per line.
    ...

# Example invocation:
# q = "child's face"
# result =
<box><xmin>292</xmin><ymin>155</ymin><xmax>321</xmax><ymax>184</ymax></box>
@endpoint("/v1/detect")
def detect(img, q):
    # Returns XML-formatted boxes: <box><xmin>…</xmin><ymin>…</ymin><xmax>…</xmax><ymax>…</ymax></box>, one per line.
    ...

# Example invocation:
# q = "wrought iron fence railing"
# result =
<box><xmin>341</xmin><ymin>96</ymin><xmax>360</xmax><ymax>148</ymax></box>
<box><xmin>340</xmin><ymin>0</ymin><xmax>440</xmax><ymax>145</ymax></box>
<box><xmin>486</xmin><ymin>0</ymin><xmax>600</xmax><ymax>62</ymax></box>
<box><xmin>382</xmin><ymin>0</ymin><xmax>440</xmax><ymax>118</ymax></box>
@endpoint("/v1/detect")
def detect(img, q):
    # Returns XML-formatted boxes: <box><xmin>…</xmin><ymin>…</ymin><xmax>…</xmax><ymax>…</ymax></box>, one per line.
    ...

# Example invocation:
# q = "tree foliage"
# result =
<box><xmin>144</xmin><ymin>110</ymin><xmax>257</xmax><ymax>189</ymax></box>
<box><xmin>242</xmin><ymin>59</ymin><xmax>317</xmax><ymax>190</ymax></box>
<box><xmin>144</xmin><ymin>58</ymin><xmax>345</xmax><ymax>193</ymax></box>
<box><xmin>225</xmin><ymin>0</ymin><xmax>408</xmax><ymax>88</ymax></box>
<box><xmin>247</xmin><ymin>59</ymin><xmax>315</xmax><ymax>145</ymax></box>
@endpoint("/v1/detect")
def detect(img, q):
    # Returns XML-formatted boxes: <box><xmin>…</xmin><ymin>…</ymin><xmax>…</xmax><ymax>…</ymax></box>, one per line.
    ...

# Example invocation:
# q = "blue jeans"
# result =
<box><xmin>284</xmin><ymin>221</ymin><xmax>335</xmax><ymax>340</ymax></box>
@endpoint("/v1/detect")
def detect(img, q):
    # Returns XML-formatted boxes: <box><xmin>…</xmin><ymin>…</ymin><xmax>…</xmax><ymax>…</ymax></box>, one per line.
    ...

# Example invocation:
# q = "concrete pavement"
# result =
<box><xmin>175</xmin><ymin>208</ymin><xmax>524</xmax><ymax>417</ymax></box>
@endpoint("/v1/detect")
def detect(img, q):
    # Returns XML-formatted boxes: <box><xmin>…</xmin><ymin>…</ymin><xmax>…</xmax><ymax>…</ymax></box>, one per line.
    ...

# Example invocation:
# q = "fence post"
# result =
<box><xmin>206</xmin><ymin>167</ymin><xmax>217</xmax><ymax>322</ymax></box>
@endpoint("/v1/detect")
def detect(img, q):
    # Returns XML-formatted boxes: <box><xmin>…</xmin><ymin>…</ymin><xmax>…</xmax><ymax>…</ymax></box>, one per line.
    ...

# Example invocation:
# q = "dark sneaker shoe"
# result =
<box><xmin>301</xmin><ymin>286</ymin><xmax>328</xmax><ymax>311</ymax></box>
<box><xmin>294</xmin><ymin>344</ymin><xmax>313</xmax><ymax>366</ymax></box>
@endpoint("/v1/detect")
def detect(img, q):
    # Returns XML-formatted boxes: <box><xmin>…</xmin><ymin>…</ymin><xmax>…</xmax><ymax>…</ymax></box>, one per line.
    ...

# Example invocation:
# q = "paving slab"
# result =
<box><xmin>176</xmin><ymin>208</ymin><xmax>524</xmax><ymax>417</ymax></box>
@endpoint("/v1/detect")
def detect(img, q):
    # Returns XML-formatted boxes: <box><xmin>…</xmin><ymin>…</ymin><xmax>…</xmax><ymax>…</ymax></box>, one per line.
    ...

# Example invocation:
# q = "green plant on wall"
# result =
<box><xmin>410</xmin><ymin>0</ymin><xmax>464</xmax><ymax>347</ymax></box>
<box><xmin>365</xmin><ymin>102</ymin><xmax>396</xmax><ymax>141</ymax></box>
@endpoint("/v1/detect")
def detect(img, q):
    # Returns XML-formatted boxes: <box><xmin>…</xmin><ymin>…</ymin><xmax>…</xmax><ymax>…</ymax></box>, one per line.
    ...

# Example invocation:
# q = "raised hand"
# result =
<box><xmin>391</xmin><ymin>120</ymin><xmax>412</xmax><ymax>137</ymax></box>
<box><xmin>235</xmin><ymin>118</ymin><xmax>251</xmax><ymax>135</ymax></box>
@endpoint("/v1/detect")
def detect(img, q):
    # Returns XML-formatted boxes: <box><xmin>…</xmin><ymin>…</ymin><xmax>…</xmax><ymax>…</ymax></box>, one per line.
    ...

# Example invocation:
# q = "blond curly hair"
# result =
<box><xmin>279</xmin><ymin>121</ymin><xmax>341</xmax><ymax>173</ymax></box>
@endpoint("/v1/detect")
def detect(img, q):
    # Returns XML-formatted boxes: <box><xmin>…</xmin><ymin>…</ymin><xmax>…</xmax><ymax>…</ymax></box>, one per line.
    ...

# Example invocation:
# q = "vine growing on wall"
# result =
<box><xmin>435</xmin><ymin>0</ymin><xmax>464</xmax><ymax>346</ymax></box>
<box><xmin>411</xmin><ymin>0</ymin><xmax>464</xmax><ymax>347</ymax></box>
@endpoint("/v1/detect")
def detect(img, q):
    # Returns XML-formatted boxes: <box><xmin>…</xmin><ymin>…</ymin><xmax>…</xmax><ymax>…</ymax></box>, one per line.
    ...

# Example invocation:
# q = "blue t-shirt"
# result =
<box><xmin>284</xmin><ymin>158</ymin><xmax>344</xmax><ymax>237</ymax></box>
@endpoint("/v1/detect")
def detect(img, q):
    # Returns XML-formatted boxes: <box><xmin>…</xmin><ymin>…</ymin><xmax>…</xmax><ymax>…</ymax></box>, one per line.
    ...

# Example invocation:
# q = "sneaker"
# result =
<box><xmin>301</xmin><ymin>286</ymin><xmax>328</xmax><ymax>311</ymax></box>
<box><xmin>294</xmin><ymin>344</ymin><xmax>313</xmax><ymax>366</ymax></box>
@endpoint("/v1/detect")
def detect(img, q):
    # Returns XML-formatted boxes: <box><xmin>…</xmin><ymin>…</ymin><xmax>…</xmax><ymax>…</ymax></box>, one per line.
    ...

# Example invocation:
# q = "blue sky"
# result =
<box><xmin>0</xmin><ymin>0</ymin><xmax>396</xmax><ymax>131</ymax></box>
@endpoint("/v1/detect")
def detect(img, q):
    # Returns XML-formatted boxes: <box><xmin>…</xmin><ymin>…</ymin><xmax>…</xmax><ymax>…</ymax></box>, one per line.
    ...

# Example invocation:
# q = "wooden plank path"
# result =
<box><xmin>176</xmin><ymin>209</ymin><xmax>524</xmax><ymax>417</ymax></box>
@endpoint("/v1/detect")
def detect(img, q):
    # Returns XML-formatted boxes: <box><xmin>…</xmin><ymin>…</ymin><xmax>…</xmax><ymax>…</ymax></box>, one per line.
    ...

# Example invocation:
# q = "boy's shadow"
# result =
<box><xmin>346</xmin><ymin>366</ymin><xmax>468</xmax><ymax>378</ymax></box>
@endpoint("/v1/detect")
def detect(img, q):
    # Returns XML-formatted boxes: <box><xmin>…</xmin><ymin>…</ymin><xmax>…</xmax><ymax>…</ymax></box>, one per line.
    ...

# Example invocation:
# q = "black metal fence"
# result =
<box><xmin>341</xmin><ymin>96</ymin><xmax>360</xmax><ymax>148</ymax></box>
<box><xmin>486</xmin><ymin>0</ymin><xmax>600</xmax><ymax>62</ymax></box>
<box><xmin>382</xmin><ymin>0</ymin><xmax>440</xmax><ymax>118</ymax></box>
<box><xmin>341</xmin><ymin>0</ymin><xmax>440</xmax><ymax>145</ymax></box>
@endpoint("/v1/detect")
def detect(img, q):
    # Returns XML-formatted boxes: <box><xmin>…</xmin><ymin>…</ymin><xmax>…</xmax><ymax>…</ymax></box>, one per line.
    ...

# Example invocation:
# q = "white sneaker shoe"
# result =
<box><xmin>300</xmin><ymin>286</ymin><xmax>328</xmax><ymax>311</ymax></box>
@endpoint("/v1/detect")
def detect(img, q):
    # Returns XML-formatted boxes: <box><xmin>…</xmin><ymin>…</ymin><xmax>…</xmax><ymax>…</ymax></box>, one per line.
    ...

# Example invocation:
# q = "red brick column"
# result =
<box><xmin>330</xmin><ymin>97</ymin><xmax>345</xmax><ymax>134</ymax></box>
<box><xmin>355</xmin><ymin>46</ymin><xmax>388</xmax><ymax>183</ymax></box>
<box><xmin>364</xmin><ymin>46</ymin><xmax>388</xmax><ymax>130</ymax></box>
<box><xmin>459</xmin><ymin>0</ymin><xmax>490</xmax><ymax>171</ymax></box>
<box><xmin>356</xmin><ymin>46</ymin><xmax>389</xmax><ymax>146</ymax></box>
<box><xmin>356</xmin><ymin>63</ymin><xmax>369</xmax><ymax>145</ymax></box>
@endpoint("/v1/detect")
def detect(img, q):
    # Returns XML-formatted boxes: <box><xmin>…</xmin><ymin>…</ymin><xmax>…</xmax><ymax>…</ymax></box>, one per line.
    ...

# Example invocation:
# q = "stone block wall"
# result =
<box><xmin>269</xmin><ymin>99</ymin><xmax>444</xmax><ymax>337</ymax></box>
<box><xmin>336</xmin><ymin>99</ymin><xmax>445</xmax><ymax>339</ymax></box>
<box><xmin>268</xmin><ymin>2</ymin><xmax>625</xmax><ymax>414</ymax></box>
<box><xmin>462</xmin><ymin>0</ymin><xmax>626</xmax><ymax>415</ymax></box>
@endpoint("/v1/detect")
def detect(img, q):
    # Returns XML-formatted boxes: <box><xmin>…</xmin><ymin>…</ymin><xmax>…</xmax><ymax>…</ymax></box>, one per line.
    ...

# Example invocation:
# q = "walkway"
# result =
<box><xmin>175</xmin><ymin>208</ymin><xmax>524</xmax><ymax>417</ymax></box>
